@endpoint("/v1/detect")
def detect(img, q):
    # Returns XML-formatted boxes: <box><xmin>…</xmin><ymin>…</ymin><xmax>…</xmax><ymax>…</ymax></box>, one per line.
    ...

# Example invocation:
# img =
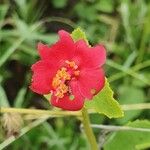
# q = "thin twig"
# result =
<box><xmin>0</xmin><ymin>107</ymin><xmax>82</xmax><ymax>117</ymax></box>
<box><xmin>121</xmin><ymin>103</ymin><xmax>150</xmax><ymax>111</ymax></box>
<box><xmin>90</xmin><ymin>124</ymin><xmax>150</xmax><ymax>132</ymax></box>
<box><xmin>81</xmin><ymin>107</ymin><xmax>98</xmax><ymax>150</ymax></box>
<box><xmin>0</xmin><ymin>103</ymin><xmax>150</xmax><ymax>117</ymax></box>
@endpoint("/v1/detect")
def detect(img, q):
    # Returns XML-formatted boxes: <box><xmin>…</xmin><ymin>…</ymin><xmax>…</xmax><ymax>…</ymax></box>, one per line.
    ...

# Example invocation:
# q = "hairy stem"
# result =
<box><xmin>90</xmin><ymin>124</ymin><xmax>150</xmax><ymax>132</ymax></box>
<box><xmin>0</xmin><ymin>107</ymin><xmax>81</xmax><ymax>117</ymax></box>
<box><xmin>81</xmin><ymin>107</ymin><xmax>98</xmax><ymax>150</ymax></box>
<box><xmin>1</xmin><ymin>103</ymin><xmax>150</xmax><ymax>116</ymax></box>
<box><xmin>121</xmin><ymin>103</ymin><xmax>150</xmax><ymax>110</ymax></box>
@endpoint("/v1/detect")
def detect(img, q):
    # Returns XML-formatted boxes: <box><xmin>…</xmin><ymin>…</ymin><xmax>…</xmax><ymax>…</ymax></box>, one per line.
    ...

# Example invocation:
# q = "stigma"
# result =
<box><xmin>52</xmin><ymin>61</ymin><xmax>80</xmax><ymax>99</ymax></box>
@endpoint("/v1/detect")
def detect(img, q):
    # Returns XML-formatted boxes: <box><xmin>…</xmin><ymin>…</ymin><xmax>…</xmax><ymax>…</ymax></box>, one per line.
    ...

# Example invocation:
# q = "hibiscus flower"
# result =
<box><xmin>30</xmin><ymin>30</ymin><xmax>106</xmax><ymax>111</ymax></box>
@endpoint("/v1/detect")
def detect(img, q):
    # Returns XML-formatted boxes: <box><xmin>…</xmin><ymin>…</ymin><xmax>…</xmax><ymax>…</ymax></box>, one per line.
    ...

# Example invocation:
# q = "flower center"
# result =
<box><xmin>52</xmin><ymin>61</ymin><xmax>80</xmax><ymax>98</ymax></box>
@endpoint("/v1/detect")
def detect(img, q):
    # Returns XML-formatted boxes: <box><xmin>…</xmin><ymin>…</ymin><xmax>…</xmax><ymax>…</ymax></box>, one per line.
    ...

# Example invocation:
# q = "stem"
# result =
<box><xmin>81</xmin><ymin>107</ymin><xmax>98</xmax><ymax>150</ymax></box>
<box><xmin>1</xmin><ymin>103</ymin><xmax>150</xmax><ymax>149</ymax></box>
<box><xmin>0</xmin><ymin>107</ymin><xmax>81</xmax><ymax>117</ymax></box>
<box><xmin>90</xmin><ymin>124</ymin><xmax>150</xmax><ymax>132</ymax></box>
<box><xmin>43</xmin><ymin>17</ymin><xmax>76</xmax><ymax>28</ymax></box>
<box><xmin>0</xmin><ymin>103</ymin><xmax>150</xmax><ymax>117</ymax></box>
<box><xmin>136</xmin><ymin>11</ymin><xmax>149</xmax><ymax>64</ymax></box>
<box><xmin>122</xmin><ymin>103</ymin><xmax>150</xmax><ymax>111</ymax></box>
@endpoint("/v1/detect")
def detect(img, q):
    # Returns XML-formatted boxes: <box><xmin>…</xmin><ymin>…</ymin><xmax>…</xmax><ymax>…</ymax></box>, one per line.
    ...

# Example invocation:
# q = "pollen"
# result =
<box><xmin>74</xmin><ymin>70</ymin><xmax>80</xmax><ymax>76</ymax></box>
<box><xmin>52</xmin><ymin>68</ymin><xmax>71</xmax><ymax>88</ymax></box>
<box><xmin>57</xmin><ymin>68</ymin><xmax>71</xmax><ymax>79</ymax></box>
<box><xmin>52</xmin><ymin>61</ymin><xmax>79</xmax><ymax>99</ymax></box>
<box><xmin>65</xmin><ymin>60</ymin><xmax>78</xmax><ymax>69</ymax></box>
<box><xmin>52</xmin><ymin>67</ymin><xmax>71</xmax><ymax>98</ymax></box>
<box><xmin>55</xmin><ymin>83</ymin><xmax>69</xmax><ymax>98</ymax></box>
<box><xmin>52</xmin><ymin>76</ymin><xmax>61</xmax><ymax>88</ymax></box>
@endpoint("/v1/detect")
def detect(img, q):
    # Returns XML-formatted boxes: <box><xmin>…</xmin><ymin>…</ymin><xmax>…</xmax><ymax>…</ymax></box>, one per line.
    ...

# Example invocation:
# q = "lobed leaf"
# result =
<box><xmin>71</xmin><ymin>27</ymin><xmax>88</xmax><ymax>44</ymax></box>
<box><xmin>85</xmin><ymin>79</ymin><xmax>124</xmax><ymax>118</ymax></box>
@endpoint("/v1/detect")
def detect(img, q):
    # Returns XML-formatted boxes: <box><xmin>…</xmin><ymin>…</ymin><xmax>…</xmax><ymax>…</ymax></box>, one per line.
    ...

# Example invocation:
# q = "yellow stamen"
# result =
<box><xmin>74</xmin><ymin>70</ymin><xmax>80</xmax><ymax>76</ymax></box>
<box><xmin>52</xmin><ymin>76</ymin><xmax>61</xmax><ymax>88</ymax></box>
<box><xmin>55</xmin><ymin>83</ymin><xmax>69</xmax><ymax>98</ymax></box>
<box><xmin>52</xmin><ymin>67</ymin><xmax>71</xmax><ymax>98</ymax></box>
<box><xmin>52</xmin><ymin>61</ymin><xmax>79</xmax><ymax>99</ymax></box>
<box><xmin>65</xmin><ymin>60</ymin><xmax>78</xmax><ymax>69</ymax></box>
<box><xmin>56</xmin><ymin>67</ymin><xmax>71</xmax><ymax>80</ymax></box>
<box><xmin>52</xmin><ymin>68</ymin><xmax>71</xmax><ymax>88</ymax></box>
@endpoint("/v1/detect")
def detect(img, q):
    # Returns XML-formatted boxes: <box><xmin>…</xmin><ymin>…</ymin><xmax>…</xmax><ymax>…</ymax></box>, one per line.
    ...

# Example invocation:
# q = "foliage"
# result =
<box><xmin>104</xmin><ymin>120</ymin><xmax>150</xmax><ymax>150</ymax></box>
<box><xmin>0</xmin><ymin>0</ymin><xmax>150</xmax><ymax>149</ymax></box>
<box><xmin>85</xmin><ymin>79</ymin><xmax>124</xmax><ymax>118</ymax></box>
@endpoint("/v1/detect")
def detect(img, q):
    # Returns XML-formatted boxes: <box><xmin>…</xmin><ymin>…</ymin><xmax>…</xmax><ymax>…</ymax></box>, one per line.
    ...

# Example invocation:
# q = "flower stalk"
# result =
<box><xmin>1</xmin><ymin>103</ymin><xmax>150</xmax><ymax>116</ymax></box>
<box><xmin>0</xmin><ymin>107</ymin><xmax>81</xmax><ymax>117</ymax></box>
<box><xmin>81</xmin><ymin>107</ymin><xmax>98</xmax><ymax>150</ymax></box>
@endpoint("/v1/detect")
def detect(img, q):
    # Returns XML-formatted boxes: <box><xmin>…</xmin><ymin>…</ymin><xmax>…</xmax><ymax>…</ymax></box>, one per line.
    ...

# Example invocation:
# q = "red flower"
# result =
<box><xmin>30</xmin><ymin>30</ymin><xmax>106</xmax><ymax>111</ymax></box>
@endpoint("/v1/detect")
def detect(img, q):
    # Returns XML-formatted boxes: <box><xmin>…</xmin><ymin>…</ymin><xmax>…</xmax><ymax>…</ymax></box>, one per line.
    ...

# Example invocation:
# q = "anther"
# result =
<box><xmin>74</xmin><ymin>70</ymin><xmax>80</xmax><ymax>76</ymax></box>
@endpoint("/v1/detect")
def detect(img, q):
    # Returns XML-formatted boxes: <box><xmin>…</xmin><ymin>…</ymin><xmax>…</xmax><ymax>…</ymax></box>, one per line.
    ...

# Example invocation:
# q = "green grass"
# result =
<box><xmin>0</xmin><ymin>0</ymin><xmax>150</xmax><ymax>149</ymax></box>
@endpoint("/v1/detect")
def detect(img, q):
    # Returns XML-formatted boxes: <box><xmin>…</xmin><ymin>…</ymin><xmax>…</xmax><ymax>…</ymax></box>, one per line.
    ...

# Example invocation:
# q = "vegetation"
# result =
<box><xmin>0</xmin><ymin>0</ymin><xmax>150</xmax><ymax>149</ymax></box>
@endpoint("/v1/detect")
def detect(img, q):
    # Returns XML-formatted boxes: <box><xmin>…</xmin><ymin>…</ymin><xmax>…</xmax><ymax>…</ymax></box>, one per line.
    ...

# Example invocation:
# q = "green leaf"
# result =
<box><xmin>96</xmin><ymin>0</ymin><xmax>114</xmax><ymax>13</ymax></box>
<box><xmin>85</xmin><ymin>79</ymin><xmax>124</xmax><ymax>118</ymax></box>
<box><xmin>71</xmin><ymin>27</ymin><xmax>88</xmax><ymax>44</ymax></box>
<box><xmin>44</xmin><ymin>94</ymin><xmax>51</xmax><ymax>101</ymax></box>
<box><xmin>104</xmin><ymin>120</ymin><xmax>150</xmax><ymax>150</ymax></box>
<box><xmin>51</xmin><ymin>0</ymin><xmax>68</xmax><ymax>8</ymax></box>
<box><xmin>14</xmin><ymin>87</ymin><xmax>27</xmax><ymax>107</ymax></box>
<box><xmin>116</xmin><ymin>85</ymin><xmax>146</xmax><ymax>124</ymax></box>
<box><xmin>0</xmin><ymin>84</ymin><xmax>10</xmax><ymax>107</ymax></box>
<box><xmin>0</xmin><ymin>5</ymin><xmax>9</xmax><ymax>24</ymax></box>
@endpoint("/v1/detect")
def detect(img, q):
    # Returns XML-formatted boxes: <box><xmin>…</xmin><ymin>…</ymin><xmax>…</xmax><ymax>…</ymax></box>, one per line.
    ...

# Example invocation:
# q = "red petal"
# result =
<box><xmin>51</xmin><ymin>81</ymin><xmax>84</xmax><ymax>111</ymax></box>
<box><xmin>73</xmin><ymin>40</ymin><xmax>106</xmax><ymax>69</ymax></box>
<box><xmin>38</xmin><ymin>30</ymin><xmax>75</xmax><ymax>64</ymax></box>
<box><xmin>78</xmin><ymin>68</ymin><xmax>105</xmax><ymax>99</ymax></box>
<box><xmin>37</xmin><ymin>43</ymin><xmax>51</xmax><ymax>60</ymax></box>
<box><xmin>30</xmin><ymin>60</ymin><xmax>58</xmax><ymax>94</ymax></box>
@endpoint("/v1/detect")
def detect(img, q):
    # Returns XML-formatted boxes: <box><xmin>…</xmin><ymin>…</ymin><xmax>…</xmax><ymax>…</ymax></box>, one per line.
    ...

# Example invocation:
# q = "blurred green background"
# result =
<box><xmin>0</xmin><ymin>0</ymin><xmax>150</xmax><ymax>149</ymax></box>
